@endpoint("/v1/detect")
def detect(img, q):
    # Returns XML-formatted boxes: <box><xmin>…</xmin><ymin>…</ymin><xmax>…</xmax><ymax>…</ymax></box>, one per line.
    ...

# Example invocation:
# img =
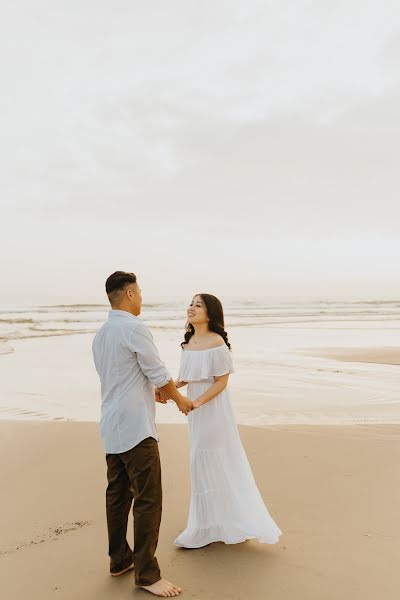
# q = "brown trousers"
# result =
<box><xmin>105</xmin><ymin>437</ymin><xmax>162</xmax><ymax>586</ymax></box>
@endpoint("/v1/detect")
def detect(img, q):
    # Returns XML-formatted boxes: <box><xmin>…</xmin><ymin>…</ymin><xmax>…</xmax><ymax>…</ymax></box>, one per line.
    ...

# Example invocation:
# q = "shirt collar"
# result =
<box><xmin>108</xmin><ymin>309</ymin><xmax>138</xmax><ymax>320</ymax></box>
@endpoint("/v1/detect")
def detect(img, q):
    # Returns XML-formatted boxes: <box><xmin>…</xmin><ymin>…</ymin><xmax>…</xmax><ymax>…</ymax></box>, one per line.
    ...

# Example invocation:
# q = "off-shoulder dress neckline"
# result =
<box><xmin>182</xmin><ymin>344</ymin><xmax>228</xmax><ymax>353</ymax></box>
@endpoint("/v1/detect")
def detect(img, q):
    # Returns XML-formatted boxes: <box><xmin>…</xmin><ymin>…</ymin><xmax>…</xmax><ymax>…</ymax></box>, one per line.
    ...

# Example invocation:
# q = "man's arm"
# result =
<box><xmin>157</xmin><ymin>380</ymin><xmax>192</xmax><ymax>414</ymax></box>
<box><xmin>156</xmin><ymin>379</ymin><xmax>187</xmax><ymax>400</ymax></box>
<box><xmin>129</xmin><ymin>324</ymin><xmax>192</xmax><ymax>415</ymax></box>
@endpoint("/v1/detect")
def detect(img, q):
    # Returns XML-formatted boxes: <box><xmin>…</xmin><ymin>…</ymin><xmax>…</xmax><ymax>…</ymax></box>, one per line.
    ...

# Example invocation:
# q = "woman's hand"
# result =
<box><xmin>191</xmin><ymin>398</ymin><xmax>202</xmax><ymax>409</ymax></box>
<box><xmin>176</xmin><ymin>395</ymin><xmax>193</xmax><ymax>415</ymax></box>
<box><xmin>175</xmin><ymin>379</ymin><xmax>188</xmax><ymax>389</ymax></box>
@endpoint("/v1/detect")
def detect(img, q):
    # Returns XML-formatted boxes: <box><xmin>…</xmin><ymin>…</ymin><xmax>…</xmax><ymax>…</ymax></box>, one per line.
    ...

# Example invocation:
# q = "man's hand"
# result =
<box><xmin>176</xmin><ymin>396</ymin><xmax>193</xmax><ymax>416</ymax></box>
<box><xmin>155</xmin><ymin>388</ymin><xmax>168</xmax><ymax>404</ymax></box>
<box><xmin>157</xmin><ymin>381</ymin><xmax>192</xmax><ymax>415</ymax></box>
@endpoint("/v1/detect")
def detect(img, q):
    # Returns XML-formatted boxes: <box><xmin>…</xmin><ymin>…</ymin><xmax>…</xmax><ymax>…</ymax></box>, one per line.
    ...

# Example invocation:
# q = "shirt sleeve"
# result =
<box><xmin>128</xmin><ymin>322</ymin><xmax>172</xmax><ymax>388</ymax></box>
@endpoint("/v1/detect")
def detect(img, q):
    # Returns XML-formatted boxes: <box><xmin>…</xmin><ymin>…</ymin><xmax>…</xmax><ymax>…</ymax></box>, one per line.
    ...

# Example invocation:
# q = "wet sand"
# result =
<box><xmin>308</xmin><ymin>346</ymin><xmax>400</xmax><ymax>366</ymax></box>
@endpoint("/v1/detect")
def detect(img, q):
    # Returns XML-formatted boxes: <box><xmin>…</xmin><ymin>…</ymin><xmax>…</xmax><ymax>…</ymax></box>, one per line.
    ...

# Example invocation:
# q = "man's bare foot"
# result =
<box><xmin>140</xmin><ymin>578</ymin><xmax>182</xmax><ymax>597</ymax></box>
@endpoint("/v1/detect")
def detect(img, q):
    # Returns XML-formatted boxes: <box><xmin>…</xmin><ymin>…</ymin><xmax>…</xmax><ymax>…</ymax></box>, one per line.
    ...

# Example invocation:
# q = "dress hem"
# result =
<box><xmin>174</xmin><ymin>530</ymin><xmax>282</xmax><ymax>549</ymax></box>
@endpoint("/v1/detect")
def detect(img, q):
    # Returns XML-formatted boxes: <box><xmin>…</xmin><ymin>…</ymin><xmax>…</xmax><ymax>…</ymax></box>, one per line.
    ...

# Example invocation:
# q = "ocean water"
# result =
<box><xmin>0</xmin><ymin>300</ymin><xmax>399</xmax><ymax>424</ymax></box>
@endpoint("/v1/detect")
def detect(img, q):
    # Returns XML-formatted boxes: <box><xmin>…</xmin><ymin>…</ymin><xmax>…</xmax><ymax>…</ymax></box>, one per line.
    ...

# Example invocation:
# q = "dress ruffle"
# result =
<box><xmin>178</xmin><ymin>345</ymin><xmax>234</xmax><ymax>382</ymax></box>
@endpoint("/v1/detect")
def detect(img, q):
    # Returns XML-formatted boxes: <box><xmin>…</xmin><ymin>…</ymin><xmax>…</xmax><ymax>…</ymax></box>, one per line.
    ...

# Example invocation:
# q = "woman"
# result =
<box><xmin>173</xmin><ymin>293</ymin><xmax>282</xmax><ymax>548</ymax></box>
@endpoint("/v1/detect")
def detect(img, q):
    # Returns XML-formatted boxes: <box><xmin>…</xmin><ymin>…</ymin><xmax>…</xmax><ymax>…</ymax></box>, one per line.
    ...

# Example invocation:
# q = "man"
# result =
<box><xmin>92</xmin><ymin>271</ymin><xmax>191</xmax><ymax>597</ymax></box>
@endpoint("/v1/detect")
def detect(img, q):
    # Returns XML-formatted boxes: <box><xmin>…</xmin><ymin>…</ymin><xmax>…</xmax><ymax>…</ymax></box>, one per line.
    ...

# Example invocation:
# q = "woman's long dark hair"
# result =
<box><xmin>181</xmin><ymin>293</ymin><xmax>231</xmax><ymax>350</ymax></box>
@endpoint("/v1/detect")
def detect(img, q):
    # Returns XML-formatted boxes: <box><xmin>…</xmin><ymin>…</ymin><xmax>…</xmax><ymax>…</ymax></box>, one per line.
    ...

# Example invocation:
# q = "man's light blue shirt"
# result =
<box><xmin>92</xmin><ymin>310</ymin><xmax>171</xmax><ymax>454</ymax></box>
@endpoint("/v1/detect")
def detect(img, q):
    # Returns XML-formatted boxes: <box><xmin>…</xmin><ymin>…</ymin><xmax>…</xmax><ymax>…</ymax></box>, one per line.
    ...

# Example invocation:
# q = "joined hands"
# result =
<box><xmin>155</xmin><ymin>389</ymin><xmax>194</xmax><ymax>415</ymax></box>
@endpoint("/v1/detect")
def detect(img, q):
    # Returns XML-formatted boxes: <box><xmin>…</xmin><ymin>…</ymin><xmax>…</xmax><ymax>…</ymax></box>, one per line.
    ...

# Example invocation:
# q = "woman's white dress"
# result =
<box><xmin>174</xmin><ymin>344</ymin><xmax>282</xmax><ymax>548</ymax></box>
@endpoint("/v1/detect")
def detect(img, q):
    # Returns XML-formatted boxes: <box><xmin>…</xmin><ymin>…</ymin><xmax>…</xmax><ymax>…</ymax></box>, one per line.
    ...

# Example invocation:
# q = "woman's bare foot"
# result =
<box><xmin>140</xmin><ymin>578</ymin><xmax>182</xmax><ymax>597</ymax></box>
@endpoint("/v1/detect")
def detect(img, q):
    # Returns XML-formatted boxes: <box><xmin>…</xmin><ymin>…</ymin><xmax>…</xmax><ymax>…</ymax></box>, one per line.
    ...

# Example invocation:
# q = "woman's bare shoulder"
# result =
<box><xmin>207</xmin><ymin>333</ymin><xmax>225</xmax><ymax>348</ymax></box>
<box><xmin>184</xmin><ymin>332</ymin><xmax>225</xmax><ymax>351</ymax></box>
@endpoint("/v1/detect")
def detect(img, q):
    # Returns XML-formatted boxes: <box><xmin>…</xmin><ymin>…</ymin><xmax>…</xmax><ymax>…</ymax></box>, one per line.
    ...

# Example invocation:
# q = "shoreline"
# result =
<box><xmin>0</xmin><ymin>334</ymin><xmax>399</xmax><ymax>425</ymax></box>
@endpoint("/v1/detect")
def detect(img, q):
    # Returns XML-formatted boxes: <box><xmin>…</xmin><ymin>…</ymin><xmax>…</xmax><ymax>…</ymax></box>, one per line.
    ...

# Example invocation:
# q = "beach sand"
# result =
<box><xmin>1</xmin><ymin>421</ymin><xmax>399</xmax><ymax>600</ymax></box>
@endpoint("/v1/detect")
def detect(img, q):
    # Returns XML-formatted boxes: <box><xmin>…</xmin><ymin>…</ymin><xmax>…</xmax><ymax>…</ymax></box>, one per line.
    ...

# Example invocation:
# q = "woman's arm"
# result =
<box><xmin>192</xmin><ymin>374</ymin><xmax>229</xmax><ymax>409</ymax></box>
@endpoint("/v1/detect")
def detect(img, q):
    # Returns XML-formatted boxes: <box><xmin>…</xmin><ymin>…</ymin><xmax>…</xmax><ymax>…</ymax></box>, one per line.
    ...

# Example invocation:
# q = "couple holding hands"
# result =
<box><xmin>92</xmin><ymin>271</ymin><xmax>281</xmax><ymax>597</ymax></box>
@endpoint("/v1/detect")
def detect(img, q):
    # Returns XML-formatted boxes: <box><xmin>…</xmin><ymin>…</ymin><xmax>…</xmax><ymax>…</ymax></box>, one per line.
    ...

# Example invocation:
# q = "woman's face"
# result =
<box><xmin>187</xmin><ymin>295</ymin><xmax>209</xmax><ymax>326</ymax></box>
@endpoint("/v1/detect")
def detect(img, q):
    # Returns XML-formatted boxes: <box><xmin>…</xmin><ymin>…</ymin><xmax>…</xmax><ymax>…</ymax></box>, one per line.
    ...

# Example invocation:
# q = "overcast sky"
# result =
<box><xmin>1</xmin><ymin>1</ymin><xmax>400</xmax><ymax>305</ymax></box>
